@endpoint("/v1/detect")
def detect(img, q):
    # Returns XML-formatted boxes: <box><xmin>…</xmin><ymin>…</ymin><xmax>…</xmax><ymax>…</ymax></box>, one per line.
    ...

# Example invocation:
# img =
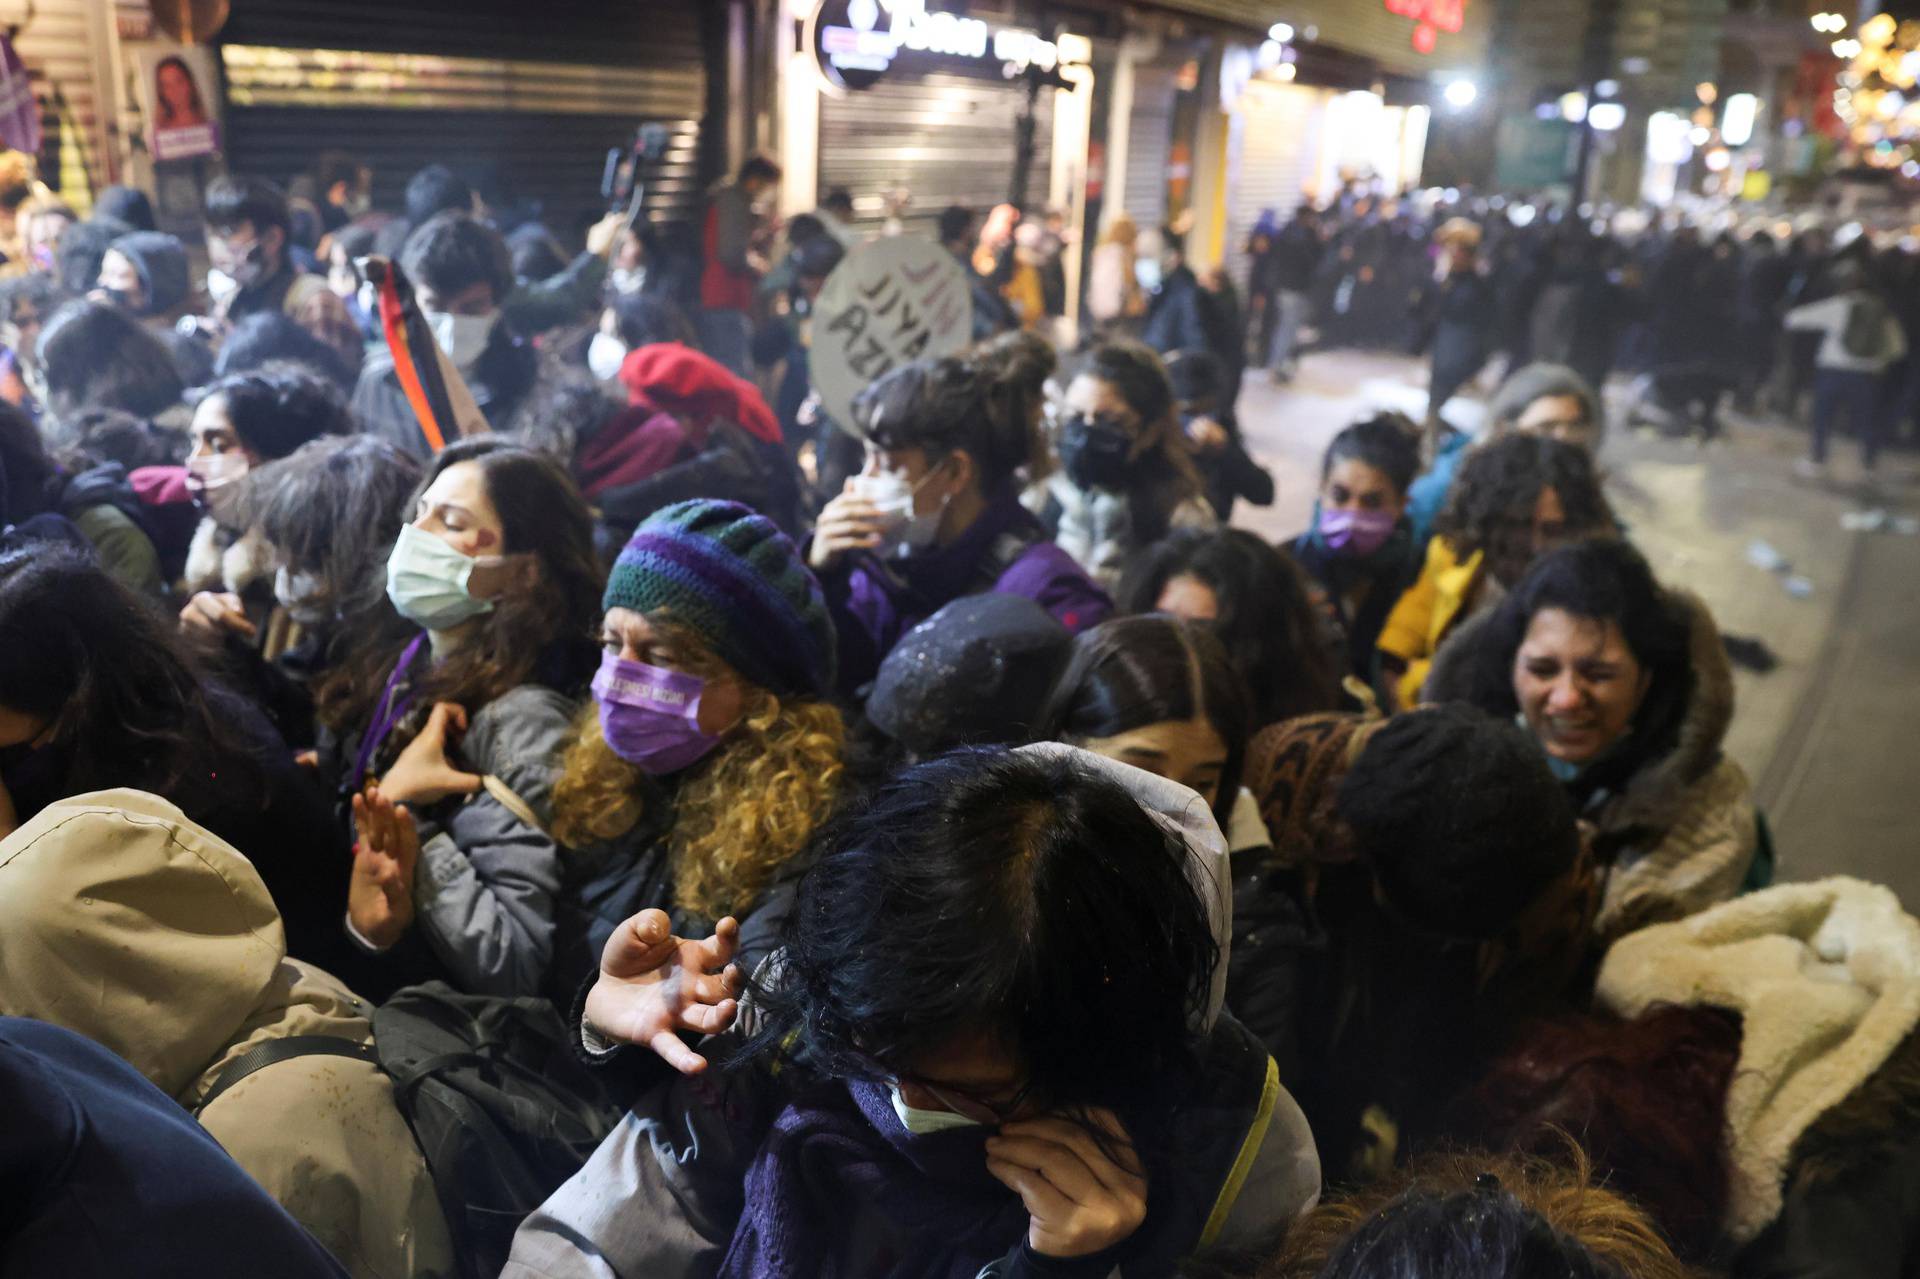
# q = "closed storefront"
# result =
<box><xmin>217</xmin><ymin>0</ymin><xmax>714</xmax><ymax>235</ymax></box>
<box><xmin>1224</xmin><ymin>78</ymin><xmax>1324</xmax><ymax>290</ymax></box>
<box><xmin>12</xmin><ymin>1</ymin><xmax>113</xmax><ymax>209</ymax></box>
<box><xmin>817</xmin><ymin>65</ymin><xmax>1052</xmax><ymax>238</ymax></box>
<box><xmin>1123</xmin><ymin>62</ymin><xmax>1178</xmax><ymax>227</ymax></box>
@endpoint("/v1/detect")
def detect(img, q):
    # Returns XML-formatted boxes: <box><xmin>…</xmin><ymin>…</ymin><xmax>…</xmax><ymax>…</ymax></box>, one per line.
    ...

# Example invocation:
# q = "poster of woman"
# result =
<box><xmin>141</xmin><ymin>47</ymin><xmax>221</xmax><ymax>162</ymax></box>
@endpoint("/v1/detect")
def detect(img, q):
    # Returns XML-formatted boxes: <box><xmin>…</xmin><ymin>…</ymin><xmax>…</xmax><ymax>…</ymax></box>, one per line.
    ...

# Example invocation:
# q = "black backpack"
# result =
<box><xmin>370</xmin><ymin>983</ymin><xmax>625</xmax><ymax>1278</ymax></box>
<box><xmin>1841</xmin><ymin>293</ymin><xmax>1894</xmax><ymax>362</ymax></box>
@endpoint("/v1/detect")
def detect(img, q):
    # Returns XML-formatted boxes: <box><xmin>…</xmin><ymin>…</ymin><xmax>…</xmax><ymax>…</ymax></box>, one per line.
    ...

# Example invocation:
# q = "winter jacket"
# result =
<box><xmin>0</xmin><ymin>790</ymin><xmax>455</xmax><ymax>1278</ymax></box>
<box><xmin>1143</xmin><ymin>265</ymin><xmax>1210</xmax><ymax>356</ymax></box>
<box><xmin>0</xmin><ymin>1015</ymin><xmax>352</xmax><ymax>1279</ymax></box>
<box><xmin>1784</xmin><ymin>290</ymin><xmax>1909</xmax><ymax>374</ymax></box>
<box><xmin>1029</xmin><ymin>472</ymin><xmax>1218</xmax><ymax>595</ymax></box>
<box><xmin>815</xmin><ymin>490</ymin><xmax>1113</xmax><ymax>698</ymax></box>
<box><xmin>352</xmin><ymin>323</ymin><xmax>540</xmax><ymax>457</ymax></box>
<box><xmin>1086</xmin><ymin>241</ymin><xmax>1143</xmax><ymax>325</ymax></box>
<box><xmin>331</xmin><ymin>659</ymin><xmax>580</xmax><ymax>999</ymax></box>
<box><xmin>503</xmin><ymin>746</ymin><xmax>1321</xmax><ymax>1278</ymax></box>
<box><xmin>58</xmin><ymin>462</ymin><xmax>164</xmax><ymax>596</ymax></box>
<box><xmin>1375</xmin><ymin>535</ymin><xmax>1485</xmax><ymax>708</ymax></box>
<box><xmin>1287</xmin><ymin>519</ymin><xmax>1423</xmax><ymax>686</ymax></box>
<box><xmin>1428</xmin><ymin>589</ymin><xmax>1757</xmax><ymax>938</ymax></box>
<box><xmin>1599</xmin><ymin>877</ymin><xmax>1920</xmax><ymax>1259</ymax></box>
<box><xmin>1402</xmin><ymin>429</ymin><xmax>1471</xmax><ymax>549</ymax></box>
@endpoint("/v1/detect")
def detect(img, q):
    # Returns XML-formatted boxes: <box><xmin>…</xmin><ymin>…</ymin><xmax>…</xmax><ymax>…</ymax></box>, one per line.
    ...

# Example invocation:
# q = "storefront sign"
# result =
<box><xmin>811</xmin><ymin>236</ymin><xmax>973</xmax><ymax>433</ymax></box>
<box><xmin>810</xmin><ymin>0</ymin><xmax>1056</xmax><ymax>92</ymax></box>
<box><xmin>1383</xmin><ymin>0</ymin><xmax>1468</xmax><ymax>54</ymax></box>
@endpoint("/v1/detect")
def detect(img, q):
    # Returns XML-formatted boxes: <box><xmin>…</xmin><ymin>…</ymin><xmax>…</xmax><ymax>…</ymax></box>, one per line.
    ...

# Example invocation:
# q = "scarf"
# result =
<box><xmin>719</xmin><ymin>1079</ymin><xmax>1029</xmax><ymax>1279</ymax></box>
<box><xmin>1245</xmin><ymin>713</ymin><xmax>1388</xmax><ymax>868</ymax></box>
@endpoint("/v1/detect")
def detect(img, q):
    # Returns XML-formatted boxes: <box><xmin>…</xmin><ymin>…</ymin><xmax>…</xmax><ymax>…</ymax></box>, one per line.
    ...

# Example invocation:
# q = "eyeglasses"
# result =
<box><xmin>844</xmin><ymin>1048</ymin><xmax>1036</xmax><ymax>1125</ymax></box>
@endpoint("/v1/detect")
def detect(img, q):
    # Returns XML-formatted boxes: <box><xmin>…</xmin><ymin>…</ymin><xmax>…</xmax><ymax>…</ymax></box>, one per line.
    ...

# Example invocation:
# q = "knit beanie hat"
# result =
<box><xmin>866</xmin><ymin>593</ymin><xmax>1070</xmax><ymax>757</ymax></box>
<box><xmin>109</xmin><ymin>231</ymin><xmax>191</xmax><ymax>317</ymax></box>
<box><xmin>603</xmin><ymin>499</ymin><xmax>835</xmax><ymax>699</ymax></box>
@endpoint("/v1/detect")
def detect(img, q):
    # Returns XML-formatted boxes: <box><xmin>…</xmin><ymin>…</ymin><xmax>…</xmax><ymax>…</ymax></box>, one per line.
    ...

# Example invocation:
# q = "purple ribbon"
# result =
<box><xmin>350</xmin><ymin>633</ymin><xmax>428</xmax><ymax>792</ymax></box>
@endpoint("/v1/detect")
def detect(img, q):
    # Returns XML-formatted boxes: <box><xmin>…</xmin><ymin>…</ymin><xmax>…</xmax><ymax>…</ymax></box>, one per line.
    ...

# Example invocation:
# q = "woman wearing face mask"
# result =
<box><xmin>809</xmin><ymin>354</ymin><xmax>1112</xmax><ymax>699</ymax></box>
<box><xmin>237</xmin><ymin>434</ymin><xmax>423</xmax><ymax>752</ymax></box>
<box><xmin>323</xmin><ymin>437</ymin><xmax>602</xmax><ymax>999</ymax></box>
<box><xmin>1288</xmin><ymin>414</ymin><xmax>1424</xmax><ymax>693</ymax></box>
<box><xmin>1377</xmin><ymin>434</ymin><xmax>1614</xmax><ymax>712</ymax></box>
<box><xmin>505</xmin><ymin>746</ymin><xmax>1321</xmax><ymax>1277</ymax></box>
<box><xmin>177</xmin><ymin>366</ymin><xmax>353</xmax><ymax>661</ymax></box>
<box><xmin>1425</xmin><ymin>539</ymin><xmax>1756</xmax><ymax>938</ymax></box>
<box><xmin>546</xmin><ymin>500</ymin><xmax>845</xmax><ymax>997</ymax></box>
<box><xmin>1029</xmin><ymin>340</ymin><xmax>1216</xmax><ymax>593</ymax></box>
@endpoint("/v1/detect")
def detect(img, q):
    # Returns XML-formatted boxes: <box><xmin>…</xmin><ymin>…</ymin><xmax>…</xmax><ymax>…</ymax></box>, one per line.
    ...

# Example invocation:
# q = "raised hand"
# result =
<box><xmin>986</xmin><ymin>1109</ymin><xmax>1149</xmax><ymax>1259</ymax></box>
<box><xmin>583</xmin><ymin>909</ymin><xmax>744</xmax><ymax>1075</ymax></box>
<box><xmin>179</xmin><ymin>591</ymin><xmax>257</xmax><ymax>641</ymax></box>
<box><xmin>378</xmin><ymin>702</ymin><xmax>481</xmax><ymax>807</ymax></box>
<box><xmin>348</xmin><ymin>787</ymin><xmax>420</xmax><ymax>951</ymax></box>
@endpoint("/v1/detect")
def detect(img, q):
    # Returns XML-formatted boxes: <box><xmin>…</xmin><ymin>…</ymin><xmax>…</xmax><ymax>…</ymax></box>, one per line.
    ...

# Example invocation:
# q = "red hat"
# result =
<box><xmin>616</xmin><ymin>341</ymin><xmax>781</xmax><ymax>446</ymax></box>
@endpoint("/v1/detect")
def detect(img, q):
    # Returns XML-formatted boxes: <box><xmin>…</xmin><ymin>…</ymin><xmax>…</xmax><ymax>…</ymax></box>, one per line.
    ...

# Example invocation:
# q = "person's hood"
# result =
<box><xmin>0</xmin><ymin>789</ymin><xmax>365</xmax><ymax>1103</ymax></box>
<box><xmin>1015</xmin><ymin>742</ymin><xmax>1233</xmax><ymax>1027</ymax></box>
<box><xmin>1597</xmin><ymin>876</ymin><xmax>1920</xmax><ymax>1243</ymax></box>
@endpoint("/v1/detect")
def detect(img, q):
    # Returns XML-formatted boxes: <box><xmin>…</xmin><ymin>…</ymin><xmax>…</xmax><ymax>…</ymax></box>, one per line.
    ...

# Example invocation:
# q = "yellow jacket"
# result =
<box><xmin>1376</xmin><ymin>536</ymin><xmax>1484</xmax><ymax>707</ymax></box>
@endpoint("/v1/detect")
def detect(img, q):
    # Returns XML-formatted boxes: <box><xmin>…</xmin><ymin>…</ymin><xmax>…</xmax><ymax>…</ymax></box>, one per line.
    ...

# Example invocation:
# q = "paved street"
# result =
<box><xmin>1229</xmin><ymin>348</ymin><xmax>1920</xmax><ymax>907</ymax></box>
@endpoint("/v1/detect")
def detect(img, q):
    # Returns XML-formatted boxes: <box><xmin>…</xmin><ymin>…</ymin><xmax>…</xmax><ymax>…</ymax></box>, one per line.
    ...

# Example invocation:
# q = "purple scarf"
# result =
<box><xmin>718</xmin><ymin>1080</ymin><xmax>1030</xmax><ymax>1279</ymax></box>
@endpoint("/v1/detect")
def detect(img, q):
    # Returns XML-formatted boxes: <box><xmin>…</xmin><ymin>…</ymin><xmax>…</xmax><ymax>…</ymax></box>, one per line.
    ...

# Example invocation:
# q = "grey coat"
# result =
<box><xmin>406</xmin><ymin>684</ymin><xmax>578</xmax><ymax>997</ymax></box>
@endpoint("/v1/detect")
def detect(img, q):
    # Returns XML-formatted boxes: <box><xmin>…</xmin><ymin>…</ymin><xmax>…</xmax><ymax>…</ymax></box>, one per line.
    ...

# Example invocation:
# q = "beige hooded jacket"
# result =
<box><xmin>0</xmin><ymin>789</ymin><xmax>454</xmax><ymax>1278</ymax></box>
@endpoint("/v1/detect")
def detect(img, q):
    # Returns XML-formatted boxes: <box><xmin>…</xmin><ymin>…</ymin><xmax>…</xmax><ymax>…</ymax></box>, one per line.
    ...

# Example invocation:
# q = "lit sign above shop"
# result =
<box><xmin>809</xmin><ymin>0</ymin><xmax>1056</xmax><ymax>92</ymax></box>
<box><xmin>1383</xmin><ymin>0</ymin><xmax>1468</xmax><ymax>54</ymax></box>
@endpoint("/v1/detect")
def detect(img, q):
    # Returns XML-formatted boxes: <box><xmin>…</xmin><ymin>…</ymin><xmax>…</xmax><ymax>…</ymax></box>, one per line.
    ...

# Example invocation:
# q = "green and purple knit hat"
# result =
<box><xmin>604</xmin><ymin>500</ymin><xmax>836</xmax><ymax>699</ymax></box>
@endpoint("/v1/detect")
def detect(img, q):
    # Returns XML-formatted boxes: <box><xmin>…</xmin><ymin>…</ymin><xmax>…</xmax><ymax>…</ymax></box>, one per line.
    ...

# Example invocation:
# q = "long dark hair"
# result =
<box><xmin>1117</xmin><ymin>528</ymin><xmax>1340</xmax><ymax>726</ymax></box>
<box><xmin>748</xmin><ymin>748</ymin><xmax>1217</xmax><ymax>1129</ymax></box>
<box><xmin>0</xmin><ymin>399</ymin><xmax>58</xmax><ymax>522</ymax></box>
<box><xmin>154</xmin><ymin>55</ymin><xmax>207</xmax><ymax>127</ymax></box>
<box><xmin>252</xmin><ymin>434</ymin><xmax>423</xmax><ymax>629</ymax></box>
<box><xmin>1036</xmin><ymin>614</ymin><xmax>1249</xmax><ymax>826</ymax></box>
<box><xmin>1444</xmin><ymin>539</ymin><xmax>1694</xmax><ymax>793</ymax></box>
<box><xmin>0</xmin><ymin>546</ymin><xmax>266</xmax><ymax>810</ymax></box>
<box><xmin>1073</xmin><ymin>341</ymin><xmax>1205</xmax><ymax>543</ymax></box>
<box><xmin>315</xmin><ymin>437</ymin><xmax>602</xmax><ymax>742</ymax></box>
<box><xmin>854</xmin><ymin>355</ymin><xmax>1037</xmax><ymax>497</ymax></box>
<box><xmin>36</xmin><ymin>299</ymin><xmax>185</xmax><ymax>426</ymax></box>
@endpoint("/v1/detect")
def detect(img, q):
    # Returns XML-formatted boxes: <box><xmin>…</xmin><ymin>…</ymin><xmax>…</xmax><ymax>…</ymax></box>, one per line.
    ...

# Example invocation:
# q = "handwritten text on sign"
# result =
<box><xmin>811</xmin><ymin>236</ymin><xmax>973</xmax><ymax>435</ymax></box>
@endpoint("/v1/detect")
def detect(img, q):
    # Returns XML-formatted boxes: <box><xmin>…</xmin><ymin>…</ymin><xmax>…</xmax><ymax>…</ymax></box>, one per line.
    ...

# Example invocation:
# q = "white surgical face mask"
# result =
<box><xmin>357</xmin><ymin>281</ymin><xmax>380</xmax><ymax>320</ymax></box>
<box><xmin>186</xmin><ymin>451</ymin><xmax>251</xmax><ymax>521</ymax></box>
<box><xmin>888</xmin><ymin>1084</ymin><xmax>984</xmax><ymax>1136</ymax></box>
<box><xmin>425</xmin><ymin>308</ymin><xmax>499</xmax><ymax>370</ymax></box>
<box><xmin>385</xmin><ymin>521</ymin><xmax>501</xmax><ymax>631</ymax></box>
<box><xmin>848</xmin><ymin>465</ymin><xmax>945</xmax><ymax>558</ymax></box>
<box><xmin>206</xmin><ymin>268</ymin><xmax>240</xmax><ymax>307</ymax></box>
<box><xmin>610</xmin><ymin>265</ymin><xmax>646</xmax><ymax>296</ymax></box>
<box><xmin>587</xmin><ymin>331</ymin><xmax>628</xmax><ymax>382</ymax></box>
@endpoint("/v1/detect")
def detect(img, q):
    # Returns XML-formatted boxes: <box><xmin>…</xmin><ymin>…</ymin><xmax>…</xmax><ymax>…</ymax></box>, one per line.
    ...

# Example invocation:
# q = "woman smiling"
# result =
<box><xmin>1426</xmin><ymin>538</ymin><xmax>1757</xmax><ymax>938</ymax></box>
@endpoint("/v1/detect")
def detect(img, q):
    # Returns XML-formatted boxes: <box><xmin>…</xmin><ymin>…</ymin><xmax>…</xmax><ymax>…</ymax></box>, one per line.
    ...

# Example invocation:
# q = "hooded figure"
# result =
<box><xmin>505</xmin><ymin>744</ymin><xmax>1320</xmax><ymax>1277</ymax></box>
<box><xmin>0</xmin><ymin>790</ymin><xmax>456</xmax><ymax>1278</ymax></box>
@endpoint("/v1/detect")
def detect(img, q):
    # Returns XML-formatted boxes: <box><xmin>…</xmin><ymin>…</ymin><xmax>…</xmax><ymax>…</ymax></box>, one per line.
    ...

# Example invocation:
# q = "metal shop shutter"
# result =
<box><xmin>1225</xmin><ymin>80</ymin><xmax>1321</xmax><ymax>292</ymax></box>
<box><xmin>1123</xmin><ymin>63</ymin><xmax>1177</xmax><ymax>229</ymax></box>
<box><xmin>217</xmin><ymin>0</ymin><xmax>708</xmax><ymax>237</ymax></box>
<box><xmin>12</xmin><ymin>0</ymin><xmax>106</xmax><ymax>209</ymax></box>
<box><xmin>818</xmin><ymin>71</ymin><xmax>1054</xmax><ymax>238</ymax></box>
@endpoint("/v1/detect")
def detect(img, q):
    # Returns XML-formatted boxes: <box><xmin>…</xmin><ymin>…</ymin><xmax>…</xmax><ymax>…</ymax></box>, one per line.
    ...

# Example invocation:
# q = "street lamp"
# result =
<box><xmin>1588</xmin><ymin>101</ymin><xmax>1627</xmax><ymax>131</ymax></box>
<box><xmin>1444</xmin><ymin>78</ymin><xmax>1477</xmax><ymax>108</ymax></box>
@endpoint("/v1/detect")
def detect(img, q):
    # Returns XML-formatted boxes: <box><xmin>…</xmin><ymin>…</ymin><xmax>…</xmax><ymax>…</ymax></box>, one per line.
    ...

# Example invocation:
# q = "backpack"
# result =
<box><xmin>370</xmin><ymin>983</ymin><xmax>626</xmax><ymax>1279</ymax></box>
<box><xmin>1841</xmin><ymin>293</ymin><xmax>1894</xmax><ymax>362</ymax></box>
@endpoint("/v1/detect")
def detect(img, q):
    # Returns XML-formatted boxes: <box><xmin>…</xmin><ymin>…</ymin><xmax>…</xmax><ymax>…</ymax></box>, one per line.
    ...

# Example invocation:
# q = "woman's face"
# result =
<box><xmin>1513</xmin><ymin>394</ymin><xmax>1598</xmax><ymax>452</ymax></box>
<box><xmin>96</xmin><ymin>250</ymin><xmax>146</xmax><ymax>312</ymax></box>
<box><xmin>1155</xmin><ymin>573</ymin><xmax>1219</xmax><ymax>623</ymax></box>
<box><xmin>1063</xmin><ymin>374</ymin><xmax>1156</xmax><ymax>462</ymax></box>
<box><xmin>894</xmin><ymin>1028</ymin><xmax>1031</xmax><ymax>1121</ymax></box>
<box><xmin>600</xmin><ymin>606</ymin><xmax>744</xmax><ymax>737</ymax></box>
<box><xmin>1513</xmin><ymin>608</ymin><xmax>1649</xmax><ymax>766</ymax></box>
<box><xmin>1485</xmin><ymin>484</ymin><xmax>1571</xmax><ymax>587</ymax></box>
<box><xmin>188</xmin><ymin>393</ymin><xmax>260</xmax><ymax>465</ymax></box>
<box><xmin>413</xmin><ymin>460</ymin><xmax>505</xmax><ymax>558</ymax></box>
<box><xmin>1321</xmin><ymin>457</ymin><xmax>1405</xmax><ymax>520</ymax></box>
<box><xmin>860</xmin><ymin>441</ymin><xmax>966</xmax><ymax>520</ymax></box>
<box><xmin>158</xmin><ymin>63</ymin><xmax>196</xmax><ymax>114</ymax></box>
<box><xmin>26</xmin><ymin>211</ymin><xmax>70</xmax><ymax>262</ymax></box>
<box><xmin>1080</xmin><ymin>717</ymin><xmax>1229</xmax><ymax>810</ymax></box>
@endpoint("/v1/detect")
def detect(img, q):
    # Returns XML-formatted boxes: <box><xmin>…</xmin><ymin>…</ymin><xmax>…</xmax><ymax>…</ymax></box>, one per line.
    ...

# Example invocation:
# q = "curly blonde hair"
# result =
<box><xmin>550</xmin><ymin>625</ymin><xmax>845</xmax><ymax>923</ymax></box>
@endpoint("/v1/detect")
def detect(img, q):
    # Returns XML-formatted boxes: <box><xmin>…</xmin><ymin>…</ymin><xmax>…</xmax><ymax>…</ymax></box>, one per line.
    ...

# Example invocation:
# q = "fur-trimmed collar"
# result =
<box><xmin>1596</xmin><ymin>877</ymin><xmax>1920</xmax><ymax>1243</ymax></box>
<box><xmin>183</xmin><ymin>517</ymin><xmax>277</xmax><ymax>596</ymax></box>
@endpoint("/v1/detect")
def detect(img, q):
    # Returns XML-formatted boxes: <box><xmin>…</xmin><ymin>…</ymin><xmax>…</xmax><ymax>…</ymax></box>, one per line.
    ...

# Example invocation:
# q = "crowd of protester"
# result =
<box><xmin>2</xmin><ymin>142</ymin><xmax>1917</xmax><ymax>1279</ymax></box>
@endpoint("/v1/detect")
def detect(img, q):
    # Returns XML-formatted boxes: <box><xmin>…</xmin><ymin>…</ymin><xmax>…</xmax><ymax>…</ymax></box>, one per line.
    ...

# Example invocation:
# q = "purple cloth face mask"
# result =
<box><xmin>592</xmin><ymin>652</ymin><xmax>724</xmax><ymax>776</ymax></box>
<box><xmin>1318</xmin><ymin>506</ymin><xmax>1397</xmax><ymax>556</ymax></box>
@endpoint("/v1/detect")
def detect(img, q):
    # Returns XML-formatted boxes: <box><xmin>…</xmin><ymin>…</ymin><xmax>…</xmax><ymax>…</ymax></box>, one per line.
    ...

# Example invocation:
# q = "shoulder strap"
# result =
<box><xmin>195</xmin><ymin>1035</ymin><xmax>379</xmax><ymax>1115</ymax></box>
<box><xmin>482</xmin><ymin>774</ymin><xmax>549</xmax><ymax>837</ymax></box>
<box><xmin>1197</xmin><ymin>1053</ymin><xmax>1282</xmax><ymax>1249</ymax></box>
